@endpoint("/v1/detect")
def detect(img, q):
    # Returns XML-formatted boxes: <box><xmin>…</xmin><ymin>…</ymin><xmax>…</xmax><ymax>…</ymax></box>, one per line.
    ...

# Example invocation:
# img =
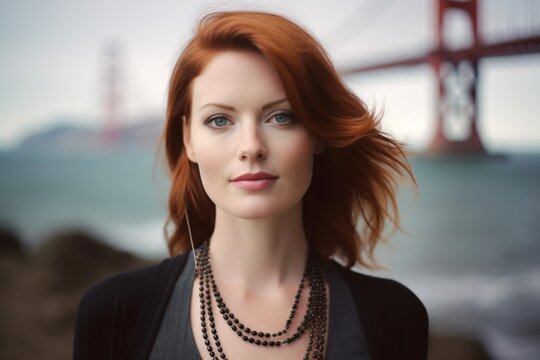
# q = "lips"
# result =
<box><xmin>231</xmin><ymin>172</ymin><xmax>278</xmax><ymax>190</ymax></box>
<box><xmin>231</xmin><ymin>172</ymin><xmax>278</xmax><ymax>181</ymax></box>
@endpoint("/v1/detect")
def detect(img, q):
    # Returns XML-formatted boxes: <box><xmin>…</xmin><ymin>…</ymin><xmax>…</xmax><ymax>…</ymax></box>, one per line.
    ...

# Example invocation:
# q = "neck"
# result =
<box><xmin>207</xmin><ymin>203</ymin><xmax>308</xmax><ymax>292</ymax></box>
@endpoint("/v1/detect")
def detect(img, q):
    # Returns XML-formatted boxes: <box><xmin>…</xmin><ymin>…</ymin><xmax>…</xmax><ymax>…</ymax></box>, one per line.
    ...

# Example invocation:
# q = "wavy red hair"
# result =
<box><xmin>162</xmin><ymin>11</ymin><xmax>414</xmax><ymax>268</ymax></box>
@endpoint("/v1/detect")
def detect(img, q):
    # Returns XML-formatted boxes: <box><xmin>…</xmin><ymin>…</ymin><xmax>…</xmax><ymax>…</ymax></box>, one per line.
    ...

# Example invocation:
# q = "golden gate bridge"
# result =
<box><xmin>330</xmin><ymin>0</ymin><xmax>540</xmax><ymax>154</ymax></box>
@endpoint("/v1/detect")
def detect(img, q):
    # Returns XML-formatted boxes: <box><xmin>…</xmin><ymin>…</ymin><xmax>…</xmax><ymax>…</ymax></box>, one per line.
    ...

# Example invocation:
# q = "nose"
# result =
<box><xmin>238</xmin><ymin>122</ymin><xmax>268</xmax><ymax>161</ymax></box>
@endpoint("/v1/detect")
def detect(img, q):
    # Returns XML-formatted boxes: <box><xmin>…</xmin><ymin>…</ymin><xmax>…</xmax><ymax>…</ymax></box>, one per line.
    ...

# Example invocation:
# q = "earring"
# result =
<box><xmin>185</xmin><ymin>210</ymin><xmax>198</xmax><ymax>270</ymax></box>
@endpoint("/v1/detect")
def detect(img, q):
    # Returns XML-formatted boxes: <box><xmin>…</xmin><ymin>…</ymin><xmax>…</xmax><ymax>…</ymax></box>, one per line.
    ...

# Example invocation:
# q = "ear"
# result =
<box><xmin>182</xmin><ymin>116</ymin><xmax>197</xmax><ymax>162</ymax></box>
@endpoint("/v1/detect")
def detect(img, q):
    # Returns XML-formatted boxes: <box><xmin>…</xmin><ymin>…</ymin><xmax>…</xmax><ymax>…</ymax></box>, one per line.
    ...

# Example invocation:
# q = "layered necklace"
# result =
<box><xmin>195</xmin><ymin>242</ymin><xmax>328</xmax><ymax>360</ymax></box>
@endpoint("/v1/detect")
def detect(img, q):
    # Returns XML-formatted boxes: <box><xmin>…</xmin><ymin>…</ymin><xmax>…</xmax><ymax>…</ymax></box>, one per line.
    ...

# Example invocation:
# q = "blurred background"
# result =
<box><xmin>1</xmin><ymin>0</ymin><xmax>539</xmax><ymax>359</ymax></box>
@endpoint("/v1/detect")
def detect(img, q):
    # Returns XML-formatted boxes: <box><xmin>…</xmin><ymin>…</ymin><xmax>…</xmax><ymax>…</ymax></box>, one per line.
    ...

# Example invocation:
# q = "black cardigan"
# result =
<box><xmin>73</xmin><ymin>253</ymin><xmax>428</xmax><ymax>359</ymax></box>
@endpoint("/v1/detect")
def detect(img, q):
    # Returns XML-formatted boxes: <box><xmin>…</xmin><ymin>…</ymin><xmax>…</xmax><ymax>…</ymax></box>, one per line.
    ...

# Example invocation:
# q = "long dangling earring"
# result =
<box><xmin>185</xmin><ymin>210</ymin><xmax>198</xmax><ymax>271</ymax></box>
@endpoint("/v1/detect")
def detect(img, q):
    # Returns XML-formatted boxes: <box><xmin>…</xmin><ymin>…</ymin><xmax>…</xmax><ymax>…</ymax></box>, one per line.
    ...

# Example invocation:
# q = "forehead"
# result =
<box><xmin>191</xmin><ymin>51</ymin><xmax>286</xmax><ymax>110</ymax></box>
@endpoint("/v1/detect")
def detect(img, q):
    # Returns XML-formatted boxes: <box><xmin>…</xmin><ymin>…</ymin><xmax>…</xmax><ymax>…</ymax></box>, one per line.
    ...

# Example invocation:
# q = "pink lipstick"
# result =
<box><xmin>231</xmin><ymin>172</ymin><xmax>278</xmax><ymax>190</ymax></box>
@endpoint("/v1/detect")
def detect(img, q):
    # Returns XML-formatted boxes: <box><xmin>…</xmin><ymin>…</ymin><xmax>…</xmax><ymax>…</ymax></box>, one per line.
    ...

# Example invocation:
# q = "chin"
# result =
<box><xmin>230</xmin><ymin>206</ymin><xmax>284</xmax><ymax>220</ymax></box>
<box><xmin>224</xmin><ymin>199</ymin><xmax>299</xmax><ymax>220</ymax></box>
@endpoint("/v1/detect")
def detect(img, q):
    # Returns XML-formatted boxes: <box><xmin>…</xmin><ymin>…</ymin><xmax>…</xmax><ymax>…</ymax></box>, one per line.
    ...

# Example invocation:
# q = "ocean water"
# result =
<box><xmin>374</xmin><ymin>154</ymin><xmax>540</xmax><ymax>360</ymax></box>
<box><xmin>0</xmin><ymin>149</ymin><xmax>171</xmax><ymax>257</ymax></box>
<box><xmin>1</xmin><ymin>150</ymin><xmax>539</xmax><ymax>359</ymax></box>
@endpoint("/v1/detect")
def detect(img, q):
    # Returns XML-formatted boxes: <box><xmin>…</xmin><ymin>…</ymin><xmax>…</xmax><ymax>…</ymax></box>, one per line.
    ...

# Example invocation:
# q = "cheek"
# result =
<box><xmin>190</xmin><ymin>138</ymin><xmax>228</xmax><ymax>197</ymax></box>
<box><xmin>196</xmin><ymin>152</ymin><xmax>223</xmax><ymax>188</ymax></box>
<box><xmin>195</xmin><ymin>160</ymin><xmax>226</xmax><ymax>207</ymax></box>
<box><xmin>279</xmin><ymin>134</ymin><xmax>316</xmax><ymax>186</ymax></box>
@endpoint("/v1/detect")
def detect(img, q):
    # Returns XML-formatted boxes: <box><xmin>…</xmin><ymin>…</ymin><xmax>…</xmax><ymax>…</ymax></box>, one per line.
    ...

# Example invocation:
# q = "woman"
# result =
<box><xmin>74</xmin><ymin>11</ymin><xmax>428</xmax><ymax>360</ymax></box>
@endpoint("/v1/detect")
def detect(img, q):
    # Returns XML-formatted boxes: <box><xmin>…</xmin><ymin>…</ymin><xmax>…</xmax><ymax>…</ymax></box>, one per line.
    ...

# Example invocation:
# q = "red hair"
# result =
<box><xmin>162</xmin><ymin>11</ymin><xmax>414</xmax><ymax>268</ymax></box>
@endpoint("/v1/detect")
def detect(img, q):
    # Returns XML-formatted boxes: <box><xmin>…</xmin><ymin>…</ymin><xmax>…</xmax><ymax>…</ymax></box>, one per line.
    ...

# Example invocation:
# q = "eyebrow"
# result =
<box><xmin>200</xmin><ymin>98</ymin><xmax>288</xmax><ymax>111</ymax></box>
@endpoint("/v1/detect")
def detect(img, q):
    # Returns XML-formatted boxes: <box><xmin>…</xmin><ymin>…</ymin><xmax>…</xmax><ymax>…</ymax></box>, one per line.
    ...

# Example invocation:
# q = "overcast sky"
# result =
<box><xmin>1</xmin><ymin>0</ymin><xmax>539</xmax><ymax>152</ymax></box>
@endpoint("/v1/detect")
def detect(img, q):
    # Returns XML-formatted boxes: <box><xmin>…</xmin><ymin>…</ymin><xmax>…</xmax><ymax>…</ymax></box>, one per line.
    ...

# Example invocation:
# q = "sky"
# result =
<box><xmin>1</xmin><ymin>0</ymin><xmax>539</xmax><ymax>152</ymax></box>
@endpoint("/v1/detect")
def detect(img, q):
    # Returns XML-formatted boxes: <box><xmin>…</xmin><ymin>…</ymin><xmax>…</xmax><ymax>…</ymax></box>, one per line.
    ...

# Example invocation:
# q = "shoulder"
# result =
<box><xmin>329</xmin><ymin>260</ymin><xmax>429</xmax><ymax>359</ymax></box>
<box><xmin>80</xmin><ymin>257</ymin><xmax>170</xmax><ymax>310</ymax></box>
<box><xmin>73</xmin><ymin>253</ymin><xmax>189</xmax><ymax>359</ymax></box>
<box><xmin>331</xmin><ymin>260</ymin><xmax>427</xmax><ymax>319</ymax></box>
<box><xmin>78</xmin><ymin>253</ymin><xmax>189</xmax><ymax>318</ymax></box>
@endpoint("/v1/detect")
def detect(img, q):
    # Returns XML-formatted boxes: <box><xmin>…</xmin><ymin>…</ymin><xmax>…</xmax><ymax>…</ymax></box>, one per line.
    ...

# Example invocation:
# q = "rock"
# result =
<box><xmin>0</xmin><ymin>226</ymin><xmax>25</xmax><ymax>258</ymax></box>
<box><xmin>35</xmin><ymin>229</ymin><xmax>144</xmax><ymax>292</ymax></box>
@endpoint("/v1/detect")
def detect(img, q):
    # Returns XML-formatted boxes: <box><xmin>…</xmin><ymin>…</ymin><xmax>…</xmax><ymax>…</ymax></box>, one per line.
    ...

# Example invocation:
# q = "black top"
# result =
<box><xmin>73</xmin><ymin>253</ymin><xmax>428</xmax><ymax>360</ymax></box>
<box><xmin>148</xmin><ymin>253</ymin><xmax>371</xmax><ymax>359</ymax></box>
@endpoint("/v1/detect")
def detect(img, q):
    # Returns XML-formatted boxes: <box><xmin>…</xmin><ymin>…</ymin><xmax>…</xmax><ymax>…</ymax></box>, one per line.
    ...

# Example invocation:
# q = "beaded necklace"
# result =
<box><xmin>195</xmin><ymin>242</ymin><xmax>328</xmax><ymax>360</ymax></box>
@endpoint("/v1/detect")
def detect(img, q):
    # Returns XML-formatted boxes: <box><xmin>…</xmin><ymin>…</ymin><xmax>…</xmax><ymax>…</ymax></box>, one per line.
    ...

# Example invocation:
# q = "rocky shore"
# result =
<box><xmin>0</xmin><ymin>227</ymin><xmax>491</xmax><ymax>359</ymax></box>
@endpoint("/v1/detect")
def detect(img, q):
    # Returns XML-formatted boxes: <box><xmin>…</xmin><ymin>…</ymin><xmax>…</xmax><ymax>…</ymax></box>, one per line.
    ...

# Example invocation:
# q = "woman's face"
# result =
<box><xmin>184</xmin><ymin>50</ymin><xmax>318</xmax><ymax>219</ymax></box>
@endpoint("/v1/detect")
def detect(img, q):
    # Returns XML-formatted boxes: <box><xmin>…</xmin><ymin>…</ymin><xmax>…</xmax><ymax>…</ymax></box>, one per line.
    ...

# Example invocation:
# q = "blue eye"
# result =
<box><xmin>269</xmin><ymin>112</ymin><xmax>294</xmax><ymax>125</ymax></box>
<box><xmin>206</xmin><ymin>116</ymin><xmax>230</xmax><ymax>128</ymax></box>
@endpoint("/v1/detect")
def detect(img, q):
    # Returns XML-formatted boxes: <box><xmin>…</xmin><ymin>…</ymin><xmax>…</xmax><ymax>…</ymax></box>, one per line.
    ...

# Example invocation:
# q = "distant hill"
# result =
<box><xmin>15</xmin><ymin>115</ymin><xmax>164</xmax><ymax>154</ymax></box>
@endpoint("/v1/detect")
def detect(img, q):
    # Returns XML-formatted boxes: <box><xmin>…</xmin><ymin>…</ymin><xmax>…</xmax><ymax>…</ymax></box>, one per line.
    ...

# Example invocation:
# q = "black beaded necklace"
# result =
<box><xmin>195</xmin><ymin>242</ymin><xmax>328</xmax><ymax>360</ymax></box>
